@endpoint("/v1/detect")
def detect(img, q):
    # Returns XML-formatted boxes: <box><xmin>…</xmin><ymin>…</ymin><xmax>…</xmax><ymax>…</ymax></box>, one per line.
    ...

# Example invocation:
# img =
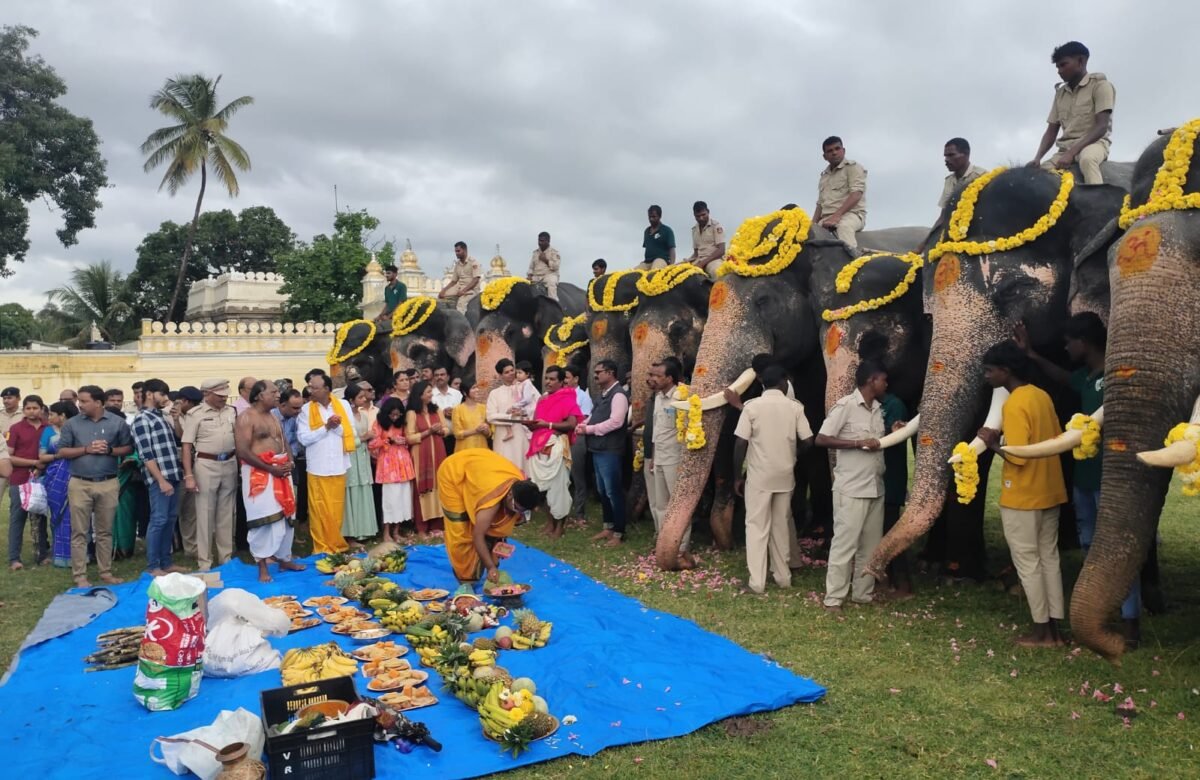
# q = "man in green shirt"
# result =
<box><xmin>639</xmin><ymin>205</ymin><xmax>675</xmax><ymax>271</ymax></box>
<box><xmin>377</xmin><ymin>264</ymin><xmax>407</xmax><ymax>322</ymax></box>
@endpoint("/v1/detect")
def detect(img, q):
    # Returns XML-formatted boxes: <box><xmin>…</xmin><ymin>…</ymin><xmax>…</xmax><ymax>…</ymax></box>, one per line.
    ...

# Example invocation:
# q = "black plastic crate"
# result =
<box><xmin>260</xmin><ymin>676</ymin><xmax>376</xmax><ymax>780</ymax></box>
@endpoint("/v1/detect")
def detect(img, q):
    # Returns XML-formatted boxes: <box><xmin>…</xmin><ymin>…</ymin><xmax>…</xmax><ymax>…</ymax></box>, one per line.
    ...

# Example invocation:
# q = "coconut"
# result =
<box><xmin>466</xmin><ymin>613</ymin><xmax>486</xmax><ymax>632</ymax></box>
<box><xmin>494</xmin><ymin>625</ymin><xmax>513</xmax><ymax>640</ymax></box>
<box><xmin>532</xmin><ymin>694</ymin><xmax>549</xmax><ymax>714</ymax></box>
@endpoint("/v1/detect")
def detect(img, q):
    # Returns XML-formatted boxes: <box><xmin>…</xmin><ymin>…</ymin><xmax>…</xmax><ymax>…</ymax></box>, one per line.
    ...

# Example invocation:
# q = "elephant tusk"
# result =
<box><xmin>948</xmin><ymin>387</ymin><xmax>1011</xmax><ymax>463</ymax></box>
<box><xmin>879</xmin><ymin>414</ymin><xmax>920</xmax><ymax>449</ymax></box>
<box><xmin>1003</xmin><ymin>406</ymin><xmax>1106</xmax><ymax>459</ymax></box>
<box><xmin>1137</xmin><ymin>395</ymin><xmax>1200</xmax><ymax>468</ymax></box>
<box><xmin>669</xmin><ymin>368</ymin><xmax>757</xmax><ymax>411</ymax></box>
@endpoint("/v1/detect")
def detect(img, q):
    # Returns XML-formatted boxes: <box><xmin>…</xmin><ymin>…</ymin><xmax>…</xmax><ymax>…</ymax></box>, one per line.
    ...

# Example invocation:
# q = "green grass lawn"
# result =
<box><xmin>2</xmin><ymin>469</ymin><xmax>1197</xmax><ymax>779</ymax></box>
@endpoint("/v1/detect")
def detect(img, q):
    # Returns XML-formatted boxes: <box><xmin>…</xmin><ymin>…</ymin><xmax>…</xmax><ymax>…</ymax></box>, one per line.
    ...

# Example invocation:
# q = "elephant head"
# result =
<box><xmin>542</xmin><ymin>312</ymin><xmax>590</xmax><ymax>375</ymax></box>
<box><xmin>328</xmin><ymin>319</ymin><xmax>392</xmax><ymax>394</ymax></box>
<box><xmin>473</xmin><ymin>279</ymin><xmax>587</xmax><ymax>388</ymax></box>
<box><xmin>866</xmin><ymin>167</ymin><xmax>1127</xmax><ymax>578</ymax></box>
<box><xmin>628</xmin><ymin>266</ymin><xmax>712</xmax><ymax>429</ymax></box>
<box><xmin>585</xmin><ymin>270</ymin><xmax>644</xmax><ymax>400</ymax></box>
<box><xmin>389</xmin><ymin>297</ymin><xmax>476</xmax><ymax>384</ymax></box>
<box><xmin>1069</xmin><ymin>128</ymin><xmax>1200</xmax><ymax>661</ymax></box>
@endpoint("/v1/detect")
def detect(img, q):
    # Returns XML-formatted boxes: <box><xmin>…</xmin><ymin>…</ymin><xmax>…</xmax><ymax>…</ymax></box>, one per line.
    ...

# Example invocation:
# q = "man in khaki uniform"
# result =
<box><xmin>439</xmin><ymin>241</ymin><xmax>482</xmax><ymax>313</ymax></box>
<box><xmin>527</xmin><ymin>231</ymin><xmax>561</xmax><ymax>301</ymax></box>
<box><xmin>643</xmin><ymin>358</ymin><xmax>689</xmax><ymax>562</ymax></box>
<box><xmin>181</xmin><ymin>378</ymin><xmax>238</xmax><ymax>570</ymax></box>
<box><xmin>1028</xmin><ymin>41</ymin><xmax>1115</xmax><ymax>185</ymax></box>
<box><xmin>938</xmin><ymin>138</ymin><xmax>989</xmax><ymax>209</ymax></box>
<box><xmin>733</xmin><ymin>365</ymin><xmax>814</xmax><ymax>595</ymax></box>
<box><xmin>814</xmin><ymin>136</ymin><xmax>868</xmax><ymax>250</ymax></box>
<box><xmin>0</xmin><ymin>387</ymin><xmax>22</xmax><ymax>502</ymax></box>
<box><xmin>687</xmin><ymin>201</ymin><xmax>726</xmax><ymax>279</ymax></box>
<box><xmin>817</xmin><ymin>361</ymin><xmax>888</xmax><ymax>610</ymax></box>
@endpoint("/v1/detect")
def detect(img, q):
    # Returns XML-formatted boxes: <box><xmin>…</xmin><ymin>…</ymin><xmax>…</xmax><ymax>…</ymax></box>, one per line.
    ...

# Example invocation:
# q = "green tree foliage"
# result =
<box><xmin>45</xmin><ymin>259</ymin><xmax>137</xmax><ymax>346</ymax></box>
<box><xmin>0</xmin><ymin>25</ymin><xmax>109</xmax><ymax>277</ymax></box>
<box><xmin>125</xmin><ymin>205</ymin><xmax>295</xmax><ymax>322</ymax></box>
<box><xmin>141</xmin><ymin>73</ymin><xmax>253</xmax><ymax>321</ymax></box>
<box><xmin>277</xmin><ymin>210</ymin><xmax>380</xmax><ymax>323</ymax></box>
<box><xmin>0</xmin><ymin>302</ymin><xmax>36</xmax><ymax>348</ymax></box>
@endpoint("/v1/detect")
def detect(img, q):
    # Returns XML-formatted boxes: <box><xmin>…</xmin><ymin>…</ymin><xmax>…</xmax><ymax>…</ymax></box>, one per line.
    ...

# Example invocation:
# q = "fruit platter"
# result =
<box><xmin>367</xmin><ymin>667</ymin><xmax>430</xmax><ymax>692</ymax></box>
<box><xmin>410</xmin><ymin>588</ymin><xmax>450</xmax><ymax>602</ymax></box>
<box><xmin>351</xmin><ymin>640</ymin><xmax>409</xmax><ymax>662</ymax></box>
<box><xmin>378</xmin><ymin>686</ymin><xmax>439</xmax><ymax>712</ymax></box>
<box><xmin>302</xmin><ymin>595</ymin><xmax>349</xmax><ymax>608</ymax></box>
<box><xmin>362</xmin><ymin>656</ymin><xmax>412</xmax><ymax>678</ymax></box>
<box><xmin>288</xmin><ymin>616</ymin><xmax>321</xmax><ymax>633</ymax></box>
<box><xmin>331</xmin><ymin>619</ymin><xmax>380</xmax><ymax>636</ymax></box>
<box><xmin>262</xmin><ymin>595</ymin><xmax>297</xmax><ymax>606</ymax></box>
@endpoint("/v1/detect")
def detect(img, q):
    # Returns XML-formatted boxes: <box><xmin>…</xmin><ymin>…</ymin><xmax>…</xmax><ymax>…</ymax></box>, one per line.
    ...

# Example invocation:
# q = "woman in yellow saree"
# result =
<box><xmin>437</xmin><ymin>449</ymin><xmax>542</xmax><ymax>582</ymax></box>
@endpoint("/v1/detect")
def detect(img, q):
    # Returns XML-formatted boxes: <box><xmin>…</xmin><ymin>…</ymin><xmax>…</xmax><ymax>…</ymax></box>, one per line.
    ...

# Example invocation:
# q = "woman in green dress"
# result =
<box><xmin>341</xmin><ymin>382</ymin><xmax>379</xmax><ymax>548</ymax></box>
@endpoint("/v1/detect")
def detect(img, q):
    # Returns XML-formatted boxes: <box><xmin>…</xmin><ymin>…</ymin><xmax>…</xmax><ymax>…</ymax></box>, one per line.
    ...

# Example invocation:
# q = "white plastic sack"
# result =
<box><xmin>150</xmin><ymin>707</ymin><xmax>265</xmax><ymax>779</ymax></box>
<box><xmin>19</xmin><ymin>480</ymin><xmax>48</xmax><ymax>515</ymax></box>
<box><xmin>201</xmin><ymin>588</ymin><xmax>290</xmax><ymax>678</ymax></box>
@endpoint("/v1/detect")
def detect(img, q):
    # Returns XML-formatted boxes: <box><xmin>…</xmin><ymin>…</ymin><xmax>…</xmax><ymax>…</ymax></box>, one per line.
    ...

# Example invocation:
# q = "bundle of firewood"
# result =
<box><xmin>84</xmin><ymin>625</ymin><xmax>145</xmax><ymax>672</ymax></box>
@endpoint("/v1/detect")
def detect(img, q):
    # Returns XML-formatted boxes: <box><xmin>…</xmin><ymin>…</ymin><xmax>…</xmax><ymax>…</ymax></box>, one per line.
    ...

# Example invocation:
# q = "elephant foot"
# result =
<box><xmin>863</xmin><ymin>565</ymin><xmax>888</xmax><ymax>586</ymax></box>
<box><xmin>678</xmin><ymin>551</ymin><xmax>696</xmax><ymax>570</ymax></box>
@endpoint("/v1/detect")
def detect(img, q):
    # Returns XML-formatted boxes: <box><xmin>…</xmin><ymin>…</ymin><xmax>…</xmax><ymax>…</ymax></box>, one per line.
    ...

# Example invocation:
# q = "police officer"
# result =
<box><xmin>181</xmin><ymin>378</ymin><xmax>237</xmax><ymax>570</ymax></box>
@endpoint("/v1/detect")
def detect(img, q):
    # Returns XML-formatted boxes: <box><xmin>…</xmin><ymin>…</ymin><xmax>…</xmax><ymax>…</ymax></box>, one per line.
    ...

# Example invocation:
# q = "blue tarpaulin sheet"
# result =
<box><xmin>0</xmin><ymin>542</ymin><xmax>825</xmax><ymax>778</ymax></box>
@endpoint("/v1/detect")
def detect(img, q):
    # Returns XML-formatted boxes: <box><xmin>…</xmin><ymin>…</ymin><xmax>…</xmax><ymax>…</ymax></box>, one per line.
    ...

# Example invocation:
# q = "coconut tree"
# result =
<box><xmin>141</xmin><ymin>74</ymin><xmax>253</xmax><ymax>322</ymax></box>
<box><xmin>45</xmin><ymin>259</ymin><xmax>137</xmax><ymax>346</ymax></box>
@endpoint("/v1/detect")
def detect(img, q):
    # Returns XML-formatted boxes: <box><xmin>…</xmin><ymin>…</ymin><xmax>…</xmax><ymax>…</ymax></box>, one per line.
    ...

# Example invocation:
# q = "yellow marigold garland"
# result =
<box><xmin>587</xmin><ymin>269</ymin><xmax>643</xmax><ymax>313</ymax></box>
<box><xmin>823</xmin><ymin>252</ymin><xmax>924</xmax><ymax>322</ymax></box>
<box><xmin>391</xmin><ymin>296</ymin><xmax>437</xmax><ymax>336</ymax></box>
<box><xmin>717</xmin><ymin>208</ymin><xmax>812</xmax><ymax>278</ymax></box>
<box><xmin>633</xmin><ymin>438</ymin><xmax>645</xmax><ymax>472</ymax></box>
<box><xmin>928</xmin><ymin>167</ymin><xmax>1074</xmax><ymax>261</ymax></box>
<box><xmin>951</xmin><ymin>442</ymin><xmax>979</xmax><ymax>504</ymax></box>
<box><xmin>543</xmin><ymin>313</ymin><xmax>589</xmax><ymax>367</ymax></box>
<box><xmin>684</xmin><ymin>392</ymin><xmax>705</xmax><ymax>450</ymax></box>
<box><xmin>636</xmin><ymin>264</ymin><xmax>707</xmax><ymax>296</ymax></box>
<box><xmin>673</xmin><ymin>383</ymin><xmax>689</xmax><ymax>441</ymax></box>
<box><xmin>1118</xmin><ymin>118</ymin><xmax>1200</xmax><ymax>229</ymax></box>
<box><xmin>1163</xmin><ymin>422</ymin><xmax>1200</xmax><ymax>497</ymax></box>
<box><xmin>481</xmin><ymin>276</ymin><xmax>529</xmax><ymax>311</ymax></box>
<box><xmin>327</xmin><ymin>319</ymin><xmax>376</xmax><ymax>365</ymax></box>
<box><xmin>1066</xmin><ymin>413</ymin><xmax>1101</xmax><ymax>460</ymax></box>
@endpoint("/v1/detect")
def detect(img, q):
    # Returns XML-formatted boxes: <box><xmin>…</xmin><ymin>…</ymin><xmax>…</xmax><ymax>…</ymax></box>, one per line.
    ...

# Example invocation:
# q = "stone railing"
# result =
<box><xmin>138</xmin><ymin>318</ymin><xmax>339</xmax><ymax>354</ymax></box>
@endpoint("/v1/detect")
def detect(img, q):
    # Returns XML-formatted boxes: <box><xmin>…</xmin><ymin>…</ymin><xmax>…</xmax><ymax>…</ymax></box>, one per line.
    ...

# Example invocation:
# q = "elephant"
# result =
<box><xmin>653</xmin><ymin>211</ymin><xmax>928</xmax><ymax>569</ymax></box>
<box><xmin>864</xmin><ymin>167</ymin><xmax>1127</xmax><ymax>580</ymax></box>
<box><xmin>472</xmin><ymin>280</ymin><xmax>587</xmax><ymax>389</ymax></box>
<box><xmin>584</xmin><ymin>271</ymin><xmax>643</xmax><ymax>399</ymax></box>
<box><xmin>1015</xmin><ymin>128</ymin><xmax>1200</xmax><ymax>661</ymax></box>
<box><xmin>389</xmin><ymin>297</ymin><xmax>477</xmax><ymax>386</ymax></box>
<box><xmin>328</xmin><ymin>319</ymin><xmax>394</xmax><ymax>394</ymax></box>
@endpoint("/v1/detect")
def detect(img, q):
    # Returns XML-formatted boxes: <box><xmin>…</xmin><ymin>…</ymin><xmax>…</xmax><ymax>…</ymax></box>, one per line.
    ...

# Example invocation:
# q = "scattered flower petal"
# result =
<box><xmin>889</xmin><ymin>688</ymin><xmax>901</xmax><ymax>694</ymax></box>
<box><xmin>633</xmin><ymin>757</ymin><xmax>644</xmax><ymax>765</ymax></box>
<box><xmin>562</xmin><ymin>715</ymin><xmax>577</xmax><ymax>725</ymax></box>
<box><xmin>1179</xmin><ymin>712</ymin><xmax>1187</xmax><ymax>721</ymax></box>
<box><xmin>1113</xmin><ymin>683</ymin><xmax>1124</xmax><ymax>694</ymax></box>
<box><xmin>986</xmin><ymin>759</ymin><xmax>998</xmax><ymax>769</ymax></box>
<box><xmin>1070</xmin><ymin>711</ymin><xmax>1081</xmax><ymax>720</ymax></box>
<box><xmin>610</xmin><ymin>720</ymin><xmax>622</xmax><ymax>728</ymax></box>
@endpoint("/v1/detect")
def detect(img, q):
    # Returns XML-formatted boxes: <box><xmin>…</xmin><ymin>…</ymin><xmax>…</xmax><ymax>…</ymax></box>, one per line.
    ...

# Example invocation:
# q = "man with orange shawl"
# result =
<box><xmin>437</xmin><ymin>449</ymin><xmax>542</xmax><ymax>582</ymax></box>
<box><xmin>297</xmin><ymin>372</ymin><xmax>353</xmax><ymax>555</ymax></box>
<box><xmin>520</xmin><ymin>365</ymin><xmax>582</xmax><ymax>538</ymax></box>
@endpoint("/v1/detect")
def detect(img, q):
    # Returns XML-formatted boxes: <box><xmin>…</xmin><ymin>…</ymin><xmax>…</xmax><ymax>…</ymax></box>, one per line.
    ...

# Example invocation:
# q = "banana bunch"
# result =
<box><xmin>405</xmin><ymin>622</ymin><xmax>450</xmax><ymax>649</ymax></box>
<box><xmin>478</xmin><ymin>682</ymin><xmax>557</xmax><ymax>756</ymax></box>
<box><xmin>280</xmin><ymin>642</ymin><xmax>359</xmax><ymax>686</ymax></box>
<box><xmin>374</xmin><ymin>549</ymin><xmax>408</xmax><ymax>573</ymax></box>
<box><xmin>509</xmin><ymin>609</ymin><xmax>553</xmax><ymax>650</ymax></box>
<box><xmin>373</xmin><ymin>599</ymin><xmax>425</xmax><ymax>632</ymax></box>
<box><xmin>468</xmin><ymin>647</ymin><xmax>496</xmax><ymax>667</ymax></box>
<box><xmin>414</xmin><ymin>645</ymin><xmax>441</xmax><ymax>668</ymax></box>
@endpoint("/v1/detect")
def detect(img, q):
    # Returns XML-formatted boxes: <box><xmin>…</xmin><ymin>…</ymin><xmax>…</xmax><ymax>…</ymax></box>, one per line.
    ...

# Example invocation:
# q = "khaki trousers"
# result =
<box><xmin>193</xmin><ymin>458</ymin><xmax>237</xmax><ymax>570</ymax></box>
<box><xmin>68</xmin><ymin>477</ymin><xmax>119</xmax><ymax>578</ymax></box>
<box><xmin>1000</xmin><ymin>506</ymin><xmax>1064</xmax><ymax>623</ymax></box>
<box><xmin>533</xmin><ymin>274</ymin><xmax>559</xmax><ymax>301</ymax></box>
<box><xmin>177</xmin><ymin>487</ymin><xmax>198</xmax><ymax>558</ymax></box>
<box><xmin>635</xmin><ymin>259</ymin><xmax>669</xmax><ymax>272</ymax></box>
<box><xmin>824</xmin><ymin>492</ymin><xmax>883</xmax><ymax>606</ymax></box>
<box><xmin>647</xmin><ymin>461</ymin><xmax>690</xmax><ymax>551</ymax></box>
<box><xmin>832</xmin><ymin>212</ymin><xmax>865</xmax><ymax>249</ymax></box>
<box><xmin>1046</xmin><ymin>142</ymin><xmax>1109</xmax><ymax>184</ymax></box>
<box><xmin>743</xmin><ymin>485</ymin><xmax>793</xmax><ymax>594</ymax></box>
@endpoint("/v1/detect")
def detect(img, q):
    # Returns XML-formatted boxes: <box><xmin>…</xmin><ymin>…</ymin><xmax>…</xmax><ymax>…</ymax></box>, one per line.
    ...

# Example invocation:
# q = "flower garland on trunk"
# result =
<box><xmin>1066</xmin><ymin>413</ymin><xmax>1101</xmax><ymax>460</ymax></box>
<box><xmin>1163</xmin><ymin>422</ymin><xmax>1200</xmax><ymax>496</ymax></box>
<box><xmin>673</xmin><ymin>383</ymin><xmax>690</xmax><ymax>441</ymax></box>
<box><xmin>1119</xmin><ymin>118</ymin><xmax>1200</xmax><ymax>229</ymax></box>
<box><xmin>684</xmin><ymin>392</ymin><xmax>705</xmax><ymax>449</ymax></box>
<box><xmin>951</xmin><ymin>442</ymin><xmax>979</xmax><ymax>504</ymax></box>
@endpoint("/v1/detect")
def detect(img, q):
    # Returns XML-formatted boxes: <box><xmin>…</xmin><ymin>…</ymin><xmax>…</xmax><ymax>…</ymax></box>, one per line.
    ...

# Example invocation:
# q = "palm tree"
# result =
<box><xmin>46</xmin><ymin>260</ymin><xmax>137</xmax><ymax>346</ymax></box>
<box><xmin>141</xmin><ymin>74</ymin><xmax>253</xmax><ymax>322</ymax></box>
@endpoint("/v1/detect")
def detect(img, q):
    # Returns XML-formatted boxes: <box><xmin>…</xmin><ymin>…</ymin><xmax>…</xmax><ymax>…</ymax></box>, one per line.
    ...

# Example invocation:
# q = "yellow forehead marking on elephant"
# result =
<box><xmin>591</xmin><ymin>319</ymin><xmax>608</xmax><ymax>339</ymax></box>
<box><xmin>546</xmin><ymin>350</ymin><xmax>559</xmax><ymax>364</ymax></box>
<box><xmin>1116</xmin><ymin>224</ymin><xmax>1161</xmax><ymax>278</ymax></box>
<box><xmin>933</xmin><ymin>255</ymin><xmax>961</xmax><ymax>294</ymax></box>
<box><xmin>632</xmin><ymin>322</ymin><xmax>649</xmax><ymax>344</ymax></box>
<box><xmin>824</xmin><ymin>324</ymin><xmax>842</xmax><ymax>356</ymax></box>
<box><xmin>1113</xmin><ymin>366</ymin><xmax>1138</xmax><ymax>378</ymax></box>
<box><xmin>709</xmin><ymin>281</ymin><xmax>728</xmax><ymax>310</ymax></box>
<box><xmin>330</xmin><ymin>362</ymin><xmax>342</xmax><ymax>377</ymax></box>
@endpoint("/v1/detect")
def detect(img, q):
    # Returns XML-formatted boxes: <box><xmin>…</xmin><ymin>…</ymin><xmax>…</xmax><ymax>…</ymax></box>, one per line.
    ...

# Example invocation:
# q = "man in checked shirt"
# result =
<box><xmin>130</xmin><ymin>378</ymin><xmax>187</xmax><ymax>576</ymax></box>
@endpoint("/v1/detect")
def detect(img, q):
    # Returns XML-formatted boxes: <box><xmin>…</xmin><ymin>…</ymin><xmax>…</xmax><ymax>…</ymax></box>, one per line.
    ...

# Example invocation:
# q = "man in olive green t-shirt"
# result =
<box><xmin>639</xmin><ymin>205</ymin><xmax>675</xmax><ymax>271</ymax></box>
<box><xmin>377</xmin><ymin>265</ymin><xmax>407</xmax><ymax>322</ymax></box>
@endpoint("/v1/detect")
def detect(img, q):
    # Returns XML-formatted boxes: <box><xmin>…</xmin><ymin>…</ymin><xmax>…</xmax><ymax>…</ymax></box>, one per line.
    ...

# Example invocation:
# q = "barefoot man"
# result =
<box><xmin>235</xmin><ymin>380</ymin><xmax>307</xmax><ymax>582</ymax></box>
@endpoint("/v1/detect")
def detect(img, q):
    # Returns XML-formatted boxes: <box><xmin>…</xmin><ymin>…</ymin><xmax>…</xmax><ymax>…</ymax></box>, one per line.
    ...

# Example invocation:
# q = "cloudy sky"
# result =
<box><xmin>5</xmin><ymin>0</ymin><xmax>1199</xmax><ymax>311</ymax></box>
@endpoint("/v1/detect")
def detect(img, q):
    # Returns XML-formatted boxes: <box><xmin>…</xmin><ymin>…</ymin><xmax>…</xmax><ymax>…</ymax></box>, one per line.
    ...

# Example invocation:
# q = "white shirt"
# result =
<box><xmin>297</xmin><ymin>398</ymin><xmax>354</xmax><ymax>476</ymax></box>
<box><xmin>431</xmin><ymin>386</ymin><xmax>463</xmax><ymax>432</ymax></box>
<box><xmin>574</xmin><ymin>387</ymin><xmax>594</xmax><ymax>417</ymax></box>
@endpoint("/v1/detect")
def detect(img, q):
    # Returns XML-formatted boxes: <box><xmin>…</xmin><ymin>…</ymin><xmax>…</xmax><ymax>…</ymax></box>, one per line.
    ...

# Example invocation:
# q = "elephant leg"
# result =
<box><xmin>1140</xmin><ymin>535</ymin><xmax>1165</xmax><ymax>615</ymax></box>
<box><xmin>940</xmin><ymin>448</ymin><xmax>994</xmax><ymax>581</ymax></box>
<box><xmin>625</xmin><ymin>471</ymin><xmax>649</xmax><ymax>528</ymax></box>
<box><xmin>709</xmin><ymin>476</ymin><xmax>734</xmax><ymax>550</ymax></box>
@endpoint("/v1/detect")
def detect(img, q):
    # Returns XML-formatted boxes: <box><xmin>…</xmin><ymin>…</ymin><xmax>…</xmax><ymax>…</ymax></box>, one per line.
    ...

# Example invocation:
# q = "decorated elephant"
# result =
<box><xmin>998</xmin><ymin>125</ymin><xmax>1200</xmax><ymax>661</ymax></box>
<box><xmin>327</xmin><ymin>319</ymin><xmax>394</xmax><ymax>394</ymax></box>
<box><xmin>471</xmin><ymin>278</ymin><xmax>587</xmax><ymax>388</ymax></box>
<box><xmin>654</xmin><ymin>209</ymin><xmax>927</xmax><ymax>568</ymax></box>
<box><xmin>389</xmin><ymin>296</ymin><xmax>477</xmax><ymax>385</ymax></box>
<box><xmin>584</xmin><ymin>270</ymin><xmax>644</xmax><ymax>398</ymax></box>
<box><xmin>864</xmin><ymin>166</ymin><xmax>1127</xmax><ymax>580</ymax></box>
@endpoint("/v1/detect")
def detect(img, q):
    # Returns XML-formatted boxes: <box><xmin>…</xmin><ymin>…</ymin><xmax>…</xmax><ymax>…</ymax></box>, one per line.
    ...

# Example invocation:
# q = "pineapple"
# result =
<box><xmin>496</xmin><ymin>719</ymin><xmax>537</xmax><ymax>757</ymax></box>
<box><xmin>512</xmin><ymin>609</ymin><xmax>541</xmax><ymax>637</ymax></box>
<box><xmin>473</xmin><ymin>637</ymin><xmax>497</xmax><ymax>651</ymax></box>
<box><xmin>523</xmin><ymin>711</ymin><xmax>557</xmax><ymax>739</ymax></box>
<box><xmin>441</xmin><ymin>612</ymin><xmax>471</xmax><ymax>642</ymax></box>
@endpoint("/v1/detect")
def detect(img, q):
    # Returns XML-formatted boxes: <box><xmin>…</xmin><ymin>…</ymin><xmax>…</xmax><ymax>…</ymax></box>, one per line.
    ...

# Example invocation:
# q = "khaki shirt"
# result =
<box><xmin>449</xmin><ymin>257</ymin><xmax>482</xmax><ymax>296</ymax></box>
<box><xmin>527</xmin><ymin>247</ymin><xmax>561</xmax><ymax>281</ymax></box>
<box><xmin>1048</xmin><ymin>72</ymin><xmax>1115</xmax><ymax>149</ymax></box>
<box><xmin>649</xmin><ymin>388</ymin><xmax>684</xmax><ymax>468</ymax></box>
<box><xmin>817</xmin><ymin>159</ymin><xmax>867</xmax><ymax>219</ymax></box>
<box><xmin>819</xmin><ymin>388</ymin><xmax>885</xmax><ymax>498</ymax></box>
<box><xmin>734</xmin><ymin>389</ymin><xmax>814</xmax><ymax>493</ymax></box>
<box><xmin>181</xmin><ymin>401</ymin><xmax>237</xmax><ymax>454</ymax></box>
<box><xmin>938</xmin><ymin>164</ymin><xmax>989</xmax><ymax>208</ymax></box>
<box><xmin>690</xmin><ymin>219</ymin><xmax>725</xmax><ymax>266</ymax></box>
<box><xmin>0</xmin><ymin>407</ymin><xmax>21</xmax><ymax>440</ymax></box>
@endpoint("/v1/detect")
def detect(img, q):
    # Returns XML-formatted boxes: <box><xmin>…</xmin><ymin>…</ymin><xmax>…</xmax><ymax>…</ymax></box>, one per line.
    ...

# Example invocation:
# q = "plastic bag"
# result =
<box><xmin>134</xmin><ymin>573</ymin><xmax>207</xmax><ymax>711</ymax></box>
<box><xmin>202</xmin><ymin>588</ymin><xmax>290</xmax><ymax>678</ymax></box>
<box><xmin>19</xmin><ymin>480</ymin><xmax>48</xmax><ymax>515</ymax></box>
<box><xmin>150</xmin><ymin>707</ymin><xmax>265</xmax><ymax>779</ymax></box>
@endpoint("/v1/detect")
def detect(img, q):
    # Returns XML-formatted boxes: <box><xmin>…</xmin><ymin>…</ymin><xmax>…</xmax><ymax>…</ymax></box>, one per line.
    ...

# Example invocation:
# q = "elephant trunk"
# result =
<box><xmin>1071</xmin><ymin>216</ymin><xmax>1200</xmax><ymax>661</ymax></box>
<box><xmin>822</xmin><ymin>322</ymin><xmax>859</xmax><ymax>416</ymax></box>
<box><xmin>629</xmin><ymin>319</ymin><xmax>672</xmax><ymax>430</ymax></box>
<box><xmin>474</xmin><ymin>327</ymin><xmax>514</xmax><ymax>390</ymax></box>
<box><xmin>866</xmin><ymin>270</ymin><xmax>1008</xmax><ymax>577</ymax></box>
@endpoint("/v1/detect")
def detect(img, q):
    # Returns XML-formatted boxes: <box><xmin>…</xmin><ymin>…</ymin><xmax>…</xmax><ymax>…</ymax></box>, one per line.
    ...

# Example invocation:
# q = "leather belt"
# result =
<box><xmin>196</xmin><ymin>451</ymin><xmax>235</xmax><ymax>462</ymax></box>
<box><xmin>71</xmin><ymin>475</ymin><xmax>116</xmax><ymax>482</ymax></box>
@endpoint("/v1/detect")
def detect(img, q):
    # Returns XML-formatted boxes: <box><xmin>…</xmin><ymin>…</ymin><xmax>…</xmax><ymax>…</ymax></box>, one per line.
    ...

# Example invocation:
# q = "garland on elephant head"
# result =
<box><xmin>636</xmin><ymin>264</ymin><xmax>707</xmax><ymax>296</ymax></box>
<box><xmin>718</xmin><ymin>207</ymin><xmax>811</xmax><ymax>278</ymax></box>
<box><xmin>1119</xmin><ymin>118</ymin><xmax>1200</xmax><ymax>229</ymax></box>
<box><xmin>543</xmin><ymin>313</ymin><xmax>589</xmax><ymax>367</ymax></box>
<box><xmin>481</xmin><ymin>276</ymin><xmax>530</xmax><ymax>311</ymax></box>
<box><xmin>822</xmin><ymin>252</ymin><xmax>924</xmax><ymax>322</ymax></box>
<box><xmin>587</xmin><ymin>269</ymin><xmax>643</xmax><ymax>312</ymax></box>
<box><xmin>327</xmin><ymin>319</ymin><xmax>376</xmax><ymax>365</ymax></box>
<box><xmin>391</xmin><ymin>296</ymin><xmax>438</xmax><ymax>336</ymax></box>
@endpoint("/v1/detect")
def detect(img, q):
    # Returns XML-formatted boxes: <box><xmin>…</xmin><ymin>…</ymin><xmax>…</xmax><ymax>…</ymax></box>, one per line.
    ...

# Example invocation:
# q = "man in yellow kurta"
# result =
<box><xmin>437</xmin><ymin>449</ymin><xmax>542</xmax><ymax>582</ymax></box>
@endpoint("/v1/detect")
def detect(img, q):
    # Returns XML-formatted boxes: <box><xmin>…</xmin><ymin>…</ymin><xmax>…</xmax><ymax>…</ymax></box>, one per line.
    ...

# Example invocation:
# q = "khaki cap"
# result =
<box><xmin>200</xmin><ymin>378</ymin><xmax>230</xmax><ymax>396</ymax></box>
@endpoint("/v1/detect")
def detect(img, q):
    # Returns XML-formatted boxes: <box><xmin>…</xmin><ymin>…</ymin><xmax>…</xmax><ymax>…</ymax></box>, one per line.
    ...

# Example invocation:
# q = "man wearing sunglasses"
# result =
<box><xmin>575</xmin><ymin>359</ymin><xmax>629</xmax><ymax>547</ymax></box>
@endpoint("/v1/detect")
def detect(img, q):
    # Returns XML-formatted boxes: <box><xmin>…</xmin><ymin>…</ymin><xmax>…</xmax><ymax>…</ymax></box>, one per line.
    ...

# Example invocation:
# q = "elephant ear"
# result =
<box><xmin>441</xmin><ymin>309</ymin><xmax>477</xmax><ymax>369</ymax></box>
<box><xmin>1066</xmin><ymin>184</ymin><xmax>1126</xmax><ymax>321</ymax></box>
<box><xmin>533</xmin><ymin>293</ymin><xmax>566</xmax><ymax>342</ymax></box>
